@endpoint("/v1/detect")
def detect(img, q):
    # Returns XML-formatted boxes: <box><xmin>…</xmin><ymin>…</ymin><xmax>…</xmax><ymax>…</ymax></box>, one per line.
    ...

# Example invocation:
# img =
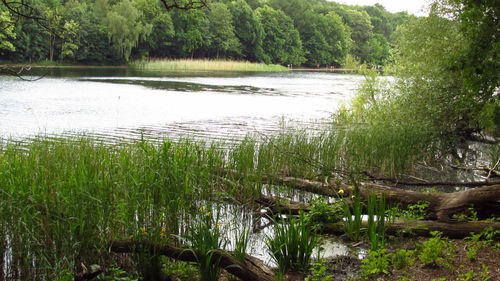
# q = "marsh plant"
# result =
<box><xmin>342</xmin><ymin>190</ymin><xmax>363</xmax><ymax>240</ymax></box>
<box><xmin>418</xmin><ymin>231</ymin><xmax>454</xmax><ymax>268</ymax></box>
<box><xmin>267</xmin><ymin>213</ymin><xmax>319</xmax><ymax>273</ymax></box>
<box><xmin>367</xmin><ymin>194</ymin><xmax>387</xmax><ymax>250</ymax></box>
<box><xmin>184</xmin><ymin>205</ymin><xmax>228</xmax><ymax>281</ymax></box>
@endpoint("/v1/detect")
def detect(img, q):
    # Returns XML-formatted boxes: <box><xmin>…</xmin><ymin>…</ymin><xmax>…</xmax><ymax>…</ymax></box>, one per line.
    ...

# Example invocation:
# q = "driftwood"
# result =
<box><xmin>323</xmin><ymin>220</ymin><xmax>500</xmax><ymax>239</ymax></box>
<box><xmin>109</xmin><ymin>240</ymin><xmax>274</xmax><ymax>281</ymax></box>
<box><xmin>267</xmin><ymin>176</ymin><xmax>500</xmax><ymax>222</ymax></box>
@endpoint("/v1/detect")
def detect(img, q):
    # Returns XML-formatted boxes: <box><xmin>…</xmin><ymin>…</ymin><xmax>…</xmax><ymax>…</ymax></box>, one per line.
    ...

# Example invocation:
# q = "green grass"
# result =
<box><xmin>130</xmin><ymin>58</ymin><xmax>289</xmax><ymax>72</ymax></box>
<box><xmin>266</xmin><ymin>213</ymin><xmax>319</xmax><ymax>273</ymax></box>
<box><xmin>0</xmin><ymin>110</ymin><xmax>453</xmax><ymax>280</ymax></box>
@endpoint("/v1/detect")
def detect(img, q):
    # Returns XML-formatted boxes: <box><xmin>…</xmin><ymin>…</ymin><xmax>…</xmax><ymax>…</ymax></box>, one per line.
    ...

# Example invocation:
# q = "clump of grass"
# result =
<box><xmin>342</xmin><ymin>189</ymin><xmax>363</xmax><ymax>240</ymax></box>
<box><xmin>131</xmin><ymin>58</ymin><xmax>288</xmax><ymax>72</ymax></box>
<box><xmin>267</xmin><ymin>213</ymin><xmax>319</xmax><ymax>273</ymax></box>
<box><xmin>367</xmin><ymin>194</ymin><xmax>386</xmax><ymax>250</ymax></box>
<box><xmin>183</xmin><ymin>205</ymin><xmax>227</xmax><ymax>281</ymax></box>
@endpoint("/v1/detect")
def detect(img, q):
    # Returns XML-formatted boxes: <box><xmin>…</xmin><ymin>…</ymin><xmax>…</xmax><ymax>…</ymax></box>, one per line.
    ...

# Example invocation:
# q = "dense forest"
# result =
<box><xmin>0</xmin><ymin>0</ymin><xmax>413</xmax><ymax>67</ymax></box>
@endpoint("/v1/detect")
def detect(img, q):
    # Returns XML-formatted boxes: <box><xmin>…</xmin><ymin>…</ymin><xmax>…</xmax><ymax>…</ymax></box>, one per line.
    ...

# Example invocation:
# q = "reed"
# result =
<box><xmin>266</xmin><ymin>213</ymin><xmax>319</xmax><ymax>273</ymax></box>
<box><xmin>130</xmin><ymin>58</ymin><xmax>288</xmax><ymax>72</ymax></box>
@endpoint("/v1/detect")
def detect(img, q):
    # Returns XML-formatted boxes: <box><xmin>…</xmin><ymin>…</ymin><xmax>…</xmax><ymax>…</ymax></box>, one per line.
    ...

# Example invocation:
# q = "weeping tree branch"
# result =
<box><xmin>159</xmin><ymin>0</ymin><xmax>208</xmax><ymax>10</ymax></box>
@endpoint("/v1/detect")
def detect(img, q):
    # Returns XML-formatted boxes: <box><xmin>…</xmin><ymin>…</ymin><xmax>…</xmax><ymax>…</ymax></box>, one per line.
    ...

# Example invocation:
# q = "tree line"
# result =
<box><xmin>0</xmin><ymin>0</ymin><xmax>413</xmax><ymax>67</ymax></box>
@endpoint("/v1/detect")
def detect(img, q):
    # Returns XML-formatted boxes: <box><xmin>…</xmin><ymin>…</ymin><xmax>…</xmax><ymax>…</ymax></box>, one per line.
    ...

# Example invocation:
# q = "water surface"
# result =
<box><xmin>0</xmin><ymin>68</ymin><xmax>364</xmax><ymax>142</ymax></box>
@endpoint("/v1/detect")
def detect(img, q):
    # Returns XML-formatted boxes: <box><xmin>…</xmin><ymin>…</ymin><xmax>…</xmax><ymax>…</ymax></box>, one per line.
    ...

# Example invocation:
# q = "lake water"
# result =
<box><xmin>0</xmin><ymin>68</ymin><xmax>364</xmax><ymax>142</ymax></box>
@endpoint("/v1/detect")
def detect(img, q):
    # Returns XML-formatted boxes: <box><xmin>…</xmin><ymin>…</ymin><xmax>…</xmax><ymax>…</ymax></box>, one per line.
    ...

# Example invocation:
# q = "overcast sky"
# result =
<box><xmin>330</xmin><ymin>0</ymin><xmax>430</xmax><ymax>15</ymax></box>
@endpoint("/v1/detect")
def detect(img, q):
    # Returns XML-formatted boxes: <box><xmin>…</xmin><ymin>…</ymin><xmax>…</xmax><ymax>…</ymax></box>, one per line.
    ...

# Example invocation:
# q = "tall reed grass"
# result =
<box><xmin>0</xmin><ymin>107</ymin><xmax>451</xmax><ymax>280</ymax></box>
<box><xmin>131</xmin><ymin>59</ymin><xmax>288</xmax><ymax>72</ymax></box>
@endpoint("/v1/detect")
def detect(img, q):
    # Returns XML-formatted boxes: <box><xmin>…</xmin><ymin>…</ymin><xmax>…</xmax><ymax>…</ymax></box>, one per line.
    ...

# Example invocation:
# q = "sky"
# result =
<box><xmin>330</xmin><ymin>0</ymin><xmax>430</xmax><ymax>16</ymax></box>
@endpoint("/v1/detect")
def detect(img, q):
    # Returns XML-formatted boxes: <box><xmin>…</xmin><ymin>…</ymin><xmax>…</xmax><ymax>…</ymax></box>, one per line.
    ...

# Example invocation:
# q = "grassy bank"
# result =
<box><xmin>130</xmin><ymin>58</ymin><xmax>289</xmax><ymax>72</ymax></box>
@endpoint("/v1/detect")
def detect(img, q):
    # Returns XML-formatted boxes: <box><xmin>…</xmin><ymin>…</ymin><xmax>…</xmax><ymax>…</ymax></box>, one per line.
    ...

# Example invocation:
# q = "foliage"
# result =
<box><xmin>417</xmin><ymin>231</ymin><xmax>454</xmax><ymax>267</ymax></box>
<box><xmin>361</xmin><ymin>248</ymin><xmax>391</xmax><ymax>278</ymax></box>
<box><xmin>0</xmin><ymin>11</ymin><xmax>16</xmax><ymax>53</ymax></box>
<box><xmin>205</xmin><ymin>2</ymin><xmax>241</xmax><ymax>58</ymax></box>
<box><xmin>100</xmin><ymin>0</ymin><xmax>152</xmax><ymax>61</ymax></box>
<box><xmin>267</xmin><ymin>213</ymin><xmax>319</xmax><ymax>273</ymax></box>
<box><xmin>342</xmin><ymin>190</ymin><xmax>363</xmax><ymax>240</ymax></box>
<box><xmin>305</xmin><ymin>259</ymin><xmax>334</xmax><ymax>281</ymax></box>
<box><xmin>183</xmin><ymin>205</ymin><xmax>227</xmax><ymax>281</ymax></box>
<box><xmin>255</xmin><ymin>5</ymin><xmax>305</xmax><ymax>66</ymax></box>
<box><xmin>367</xmin><ymin>194</ymin><xmax>386</xmax><ymax>250</ymax></box>
<box><xmin>305</xmin><ymin>200</ymin><xmax>344</xmax><ymax>229</ymax></box>
<box><xmin>391</xmin><ymin>249</ymin><xmax>416</xmax><ymax>270</ymax></box>
<box><xmin>0</xmin><ymin>0</ymin><xmax>411</xmax><ymax>66</ymax></box>
<box><xmin>458</xmin><ymin>265</ymin><xmax>492</xmax><ymax>281</ymax></box>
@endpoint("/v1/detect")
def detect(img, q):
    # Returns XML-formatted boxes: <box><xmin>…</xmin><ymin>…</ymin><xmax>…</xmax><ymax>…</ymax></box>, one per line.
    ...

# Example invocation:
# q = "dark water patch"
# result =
<box><xmin>80</xmin><ymin>78</ymin><xmax>279</xmax><ymax>96</ymax></box>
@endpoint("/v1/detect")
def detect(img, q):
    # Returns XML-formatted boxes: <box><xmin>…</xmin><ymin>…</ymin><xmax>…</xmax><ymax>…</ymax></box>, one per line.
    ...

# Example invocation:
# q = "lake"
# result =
<box><xmin>0</xmin><ymin>68</ymin><xmax>364</xmax><ymax>142</ymax></box>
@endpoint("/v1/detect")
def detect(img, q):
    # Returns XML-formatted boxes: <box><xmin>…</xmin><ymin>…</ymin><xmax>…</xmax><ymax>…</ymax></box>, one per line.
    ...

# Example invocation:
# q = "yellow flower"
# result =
<box><xmin>160</xmin><ymin>233</ymin><xmax>166</xmax><ymax>238</ymax></box>
<box><xmin>199</xmin><ymin>206</ymin><xmax>206</xmax><ymax>211</ymax></box>
<box><xmin>128</xmin><ymin>235</ymin><xmax>134</xmax><ymax>240</ymax></box>
<box><xmin>216</xmin><ymin>223</ymin><xmax>222</xmax><ymax>228</ymax></box>
<box><xmin>206</xmin><ymin>211</ymin><xmax>212</xmax><ymax>217</ymax></box>
<box><xmin>347</xmin><ymin>186</ymin><xmax>354</xmax><ymax>190</ymax></box>
<box><xmin>161</xmin><ymin>227</ymin><xmax>167</xmax><ymax>233</ymax></box>
<box><xmin>351</xmin><ymin>195</ymin><xmax>356</xmax><ymax>199</ymax></box>
<box><xmin>338</xmin><ymin>189</ymin><xmax>345</xmax><ymax>195</ymax></box>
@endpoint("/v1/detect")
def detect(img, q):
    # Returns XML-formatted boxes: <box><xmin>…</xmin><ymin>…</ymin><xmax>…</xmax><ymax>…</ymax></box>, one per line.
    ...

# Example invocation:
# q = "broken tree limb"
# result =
<box><xmin>323</xmin><ymin>220</ymin><xmax>500</xmax><ymax>239</ymax></box>
<box><xmin>109</xmin><ymin>240</ymin><xmax>274</xmax><ymax>281</ymax></box>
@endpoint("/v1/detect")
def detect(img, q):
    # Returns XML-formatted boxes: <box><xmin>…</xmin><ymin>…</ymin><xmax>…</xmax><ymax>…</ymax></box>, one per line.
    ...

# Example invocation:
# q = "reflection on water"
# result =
<box><xmin>0</xmin><ymin>68</ymin><xmax>364</xmax><ymax>142</ymax></box>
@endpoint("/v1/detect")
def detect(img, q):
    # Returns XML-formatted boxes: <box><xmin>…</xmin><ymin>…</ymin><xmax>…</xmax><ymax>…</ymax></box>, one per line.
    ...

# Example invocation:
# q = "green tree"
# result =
<box><xmin>100</xmin><ymin>0</ymin><xmax>152</xmax><ymax>61</ymax></box>
<box><xmin>206</xmin><ymin>2</ymin><xmax>241</xmax><ymax>58</ymax></box>
<box><xmin>301</xmin><ymin>11</ymin><xmax>350</xmax><ymax>67</ymax></box>
<box><xmin>60</xmin><ymin>19</ymin><xmax>79</xmax><ymax>61</ymax></box>
<box><xmin>336</xmin><ymin>8</ymin><xmax>374</xmax><ymax>63</ymax></box>
<box><xmin>256</xmin><ymin>5</ymin><xmax>305</xmax><ymax>65</ymax></box>
<box><xmin>392</xmin><ymin>10</ymin><xmax>472</xmax><ymax>137</ymax></box>
<box><xmin>227</xmin><ymin>0</ymin><xmax>264</xmax><ymax>61</ymax></box>
<box><xmin>169</xmin><ymin>8</ymin><xmax>207</xmax><ymax>58</ymax></box>
<box><xmin>0</xmin><ymin>11</ymin><xmax>16</xmax><ymax>53</ymax></box>
<box><xmin>363</xmin><ymin>33</ymin><xmax>389</xmax><ymax>66</ymax></box>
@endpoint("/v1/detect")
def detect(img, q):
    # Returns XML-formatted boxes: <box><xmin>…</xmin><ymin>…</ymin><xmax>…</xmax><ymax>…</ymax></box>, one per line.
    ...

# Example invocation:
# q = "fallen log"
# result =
<box><xmin>323</xmin><ymin>220</ymin><xmax>500</xmax><ymax>239</ymax></box>
<box><xmin>268</xmin><ymin>176</ymin><xmax>500</xmax><ymax>222</ymax></box>
<box><xmin>109</xmin><ymin>240</ymin><xmax>274</xmax><ymax>281</ymax></box>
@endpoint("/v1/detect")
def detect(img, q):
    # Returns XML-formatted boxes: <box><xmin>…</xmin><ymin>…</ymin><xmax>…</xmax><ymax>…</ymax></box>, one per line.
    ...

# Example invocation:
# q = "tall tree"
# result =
<box><xmin>100</xmin><ymin>0</ymin><xmax>152</xmax><ymax>61</ymax></box>
<box><xmin>227</xmin><ymin>0</ymin><xmax>264</xmax><ymax>61</ymax></box>
<box><xmin>0</xmin><ymin>10</ymin><xmax>16</xmax><ymax>53</ymax></box>
<box><xmin>256</xmin><ymin>5</ymin><xmax>305</xmax><ymax>65</ymax></box>
<box><xmin>206</xmin><ymin>2</ymin><xmax>241</xmax><ymax>58</ymax></box>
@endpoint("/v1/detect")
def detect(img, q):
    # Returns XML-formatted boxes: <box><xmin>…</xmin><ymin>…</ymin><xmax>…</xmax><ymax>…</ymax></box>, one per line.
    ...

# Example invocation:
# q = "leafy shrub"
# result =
<box><xmin>391</xmin><ymin>249</ymin><xmax>416</xmax><ymax>270</ymax></box>
<box><xmin>418</xmin><ymin>231</ymin><xmax>453</xmax><ymax>267</ymax></box>
<box><xmin>361</xmin><ymin>248</ymin><xmax>391</xmax><ymax>278</ymax></box>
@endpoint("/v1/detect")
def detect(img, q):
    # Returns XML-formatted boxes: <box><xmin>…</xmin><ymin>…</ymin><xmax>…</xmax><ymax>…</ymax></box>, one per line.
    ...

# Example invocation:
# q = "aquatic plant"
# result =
<box><xmin>266</xmin><ymin>213</ymin><xmax>319</xmax><ymax>273</ymax></box>
<box><xmin>130</xmin><ymin>58</ymin><xmax>288</xmax><ymax>72</ymax></box>
<box><xmin>183</xmin><ymin>205</ymin><xmax>227</xmax><ymax>281</ymax></box>
<box><xmin>367</xmin><ymin>194</ymin><xmax>386</xmax><ymax>250</ymax></box>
